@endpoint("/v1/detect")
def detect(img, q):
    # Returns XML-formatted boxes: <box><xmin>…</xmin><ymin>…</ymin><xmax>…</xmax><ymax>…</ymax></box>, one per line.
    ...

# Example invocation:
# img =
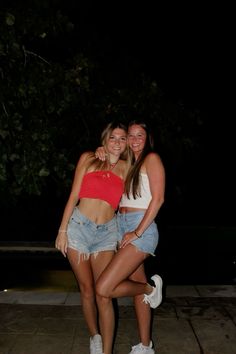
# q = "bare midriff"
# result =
<box><xmin>119</xmin><ymin>207</ymin><xmax>146</xmax><ymax>214</ymax></box>
<box><xmin>77</xmin><ymin>198</ymin><xmax>115</xmax><ymax>224</ymax></box>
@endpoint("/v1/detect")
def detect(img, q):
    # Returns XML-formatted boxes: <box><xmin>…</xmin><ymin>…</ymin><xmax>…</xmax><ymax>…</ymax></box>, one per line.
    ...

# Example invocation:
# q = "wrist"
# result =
<box><xmin>58</xmin><ymin>229</ymin><xmax>67</xmax><ymax>233</ymax></box>
<box><xmin>134</xmin><ymin>229</ymin><xmax>142</xmax><ymax>238</ymax></box>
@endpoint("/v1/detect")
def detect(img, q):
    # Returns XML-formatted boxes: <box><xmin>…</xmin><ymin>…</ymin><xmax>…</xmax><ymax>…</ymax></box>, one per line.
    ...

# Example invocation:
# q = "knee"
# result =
<box><xmin>96</xmin><ymin>293</ymin><xmax>111</xmax><ymax>308</ymax></box>
<box><xmin>79</xmin><ymin>283</ymin><xmax>95</xmax><ymax>300</ymax></box>
<box><xmin>96</xmin><ymin>280</ymin><xmax>110</xmax><ymax>298</ymax></box>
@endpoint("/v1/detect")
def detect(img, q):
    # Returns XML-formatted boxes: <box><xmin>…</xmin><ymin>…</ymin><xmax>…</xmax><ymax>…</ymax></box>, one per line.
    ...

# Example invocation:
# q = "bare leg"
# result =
<box><xmin>130</xmin><ymin>264</ymin><xmax>151</xmax><ymax>347</ymax></box>
<box><xmin>91</xmin><ymin>251</ymin><xmax>115</xmax><ymax>354</ymax></box>
<box><xmin>67</xmin><ymin>248</ymin><xmax>98</xmax><ymax>336</ymax></box>
<box><xmin>96</xmin><ymin>244</ymin><xmax>151</xmax><ymax>299</ymax></box>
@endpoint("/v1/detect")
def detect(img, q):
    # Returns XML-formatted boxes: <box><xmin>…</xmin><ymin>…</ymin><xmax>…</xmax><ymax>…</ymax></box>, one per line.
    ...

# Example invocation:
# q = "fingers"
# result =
<box><xmin>61</xmin><ymin>247</ymin><xmax>67</xmax><ymax>258</ymax></box>
<box><xmin>120</xmin><ymin>240</ymin><xmax>130</xmax><ymax>248</ymax></box>
<box><xmin>95</xmin><ymin>149</ymin><xmax>107</xmax><ymax>161</ymax></box>
<box><xmin>95</xmin><ymin>154</ymin><xmax>106</xmax><ymax>161</ymax></box>
<box><xmin>120</xmin><ymin>235</ymin><xmax>127</xmax><ymax>248</ymax></box>
<box><xmin>119</xmin><ymin>240</ymin><xmax>125</xmax><ymax>248</ymax></box>
<box><xmin>55</xmin><ymin>241</ymin><xmax>67</xmax><ymax>258</ymax></box>
<box><xmin>120</xmin><ymin>237</ymin><xmax>132</xmax><ymax>248</ymax></box>
<box><xmin>120</xmin><ymin>232</ymin><xmax>138</xmax><ymax>248</ymax></box>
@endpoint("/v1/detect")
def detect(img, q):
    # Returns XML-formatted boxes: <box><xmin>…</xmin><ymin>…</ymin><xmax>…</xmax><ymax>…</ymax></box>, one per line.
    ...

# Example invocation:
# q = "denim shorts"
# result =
<box><xmin>117</xmin><ymin>211</ymin><xmax>159</xmax><ymax>256</ymax></box>
<box><xmin>67</xmin><ymin>207</ymin><xmax>119</xmax><ymax>256</ymax></box>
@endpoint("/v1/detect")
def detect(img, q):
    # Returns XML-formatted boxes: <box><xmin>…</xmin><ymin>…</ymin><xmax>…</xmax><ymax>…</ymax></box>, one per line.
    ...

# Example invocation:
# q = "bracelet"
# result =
<box><xmin>58</xmin><ymin>229</ymin><xmax>67</xmax><ymax>233</ymax></box>
<box><xmin>134</xmin><ymin>230</ymin><xmax>142</xmax><ymax>238</ymax></box>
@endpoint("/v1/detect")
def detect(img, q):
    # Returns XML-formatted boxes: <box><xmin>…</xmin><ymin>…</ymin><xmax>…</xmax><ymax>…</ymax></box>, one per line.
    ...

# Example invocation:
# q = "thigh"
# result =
<box><xmin>90</xmin><ymin>251</ymin><xmax>115</xmax><ymax>283</ymax></box>
<box><xmin>129</xmin><ymin>263</ymin><xmax>147</xmax><ymax>283</ymax></box>
<box><xmin>67</xmin><ymin>248</ymin><xmax>94</xmax><ymax>289</ymax></box>
<box><xmin>97</xmin><ymin>244</ymin><xmax>149</xmax><ymax>290</ymax></box>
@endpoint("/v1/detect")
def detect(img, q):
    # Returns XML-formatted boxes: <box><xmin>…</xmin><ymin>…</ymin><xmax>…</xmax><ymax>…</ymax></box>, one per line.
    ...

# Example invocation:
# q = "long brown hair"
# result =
<box><xmin>88</xmin><ymin>121</ymin><xmax>129</xmax><ymax>171</ymax></box>
<box><xmin>125</xmin><ymin>120</ymin><xmax>154</xmax><ymax>198</ymax></box>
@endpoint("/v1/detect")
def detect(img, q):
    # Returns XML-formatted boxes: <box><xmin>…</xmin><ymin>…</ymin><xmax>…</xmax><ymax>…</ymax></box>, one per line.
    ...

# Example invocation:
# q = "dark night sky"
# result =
<box><xmin>64</xmin><ymin>2</ymin><xmax>212</xmax><ymax>102</ymax></box>
<box><xmin>76</xmin><ymin>3</ymin><xmax>234</xmax><ymax>226</ymax></box>
<box><xmin>61</xmin><ymin>3</ymin><xmax>233</xmax><ymax>224</ymax></box>
<box><xmin>59</xmin><ymin>1</ymin><xmax>228</xmax><ymax>124</ymax></box>
<box><xmin>1</xmin><ymin>2</ymin><xmax>234</xmax><ymax>285</ymax></box>
<box><xmin>2</xmin><ymin>1</ymin><xmax>234</xmax><ymax>226</ymax></box>
<box><xmin>39</xmin><ymin>2</ymin><xmax>234</xmax><ymax>225</ymax></box>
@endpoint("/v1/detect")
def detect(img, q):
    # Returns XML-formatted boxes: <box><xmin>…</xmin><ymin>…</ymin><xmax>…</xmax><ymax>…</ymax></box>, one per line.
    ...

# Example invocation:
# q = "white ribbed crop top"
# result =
<box><xmin>119</xmin><ymin>173</ymin><xmax>152</xmax><ymax>209</ymax></box>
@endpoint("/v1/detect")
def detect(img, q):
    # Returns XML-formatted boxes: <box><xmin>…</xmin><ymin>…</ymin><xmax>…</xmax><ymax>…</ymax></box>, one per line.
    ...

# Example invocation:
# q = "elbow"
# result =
<box><xmin>157</xmin><ymin>195</ymin><xmax>164</xmax><ymax>210</ymax></box>
<box><xmin>160</xmin><ymin>195</ymin><xmax>165</xmax><ymax>207</ymax></box>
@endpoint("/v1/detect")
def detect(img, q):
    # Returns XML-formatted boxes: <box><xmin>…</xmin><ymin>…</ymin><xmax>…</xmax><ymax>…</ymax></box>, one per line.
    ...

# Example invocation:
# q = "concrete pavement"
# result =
<box><xmin>0</xmin><ymin>285</ymin><xmax>236</xmax><ymax>354</ymax></box>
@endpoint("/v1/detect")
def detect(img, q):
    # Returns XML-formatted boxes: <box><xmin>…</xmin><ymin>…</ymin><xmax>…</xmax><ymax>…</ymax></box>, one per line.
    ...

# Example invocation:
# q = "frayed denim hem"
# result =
<box><xmin>75</xmin><ymin>248</ymin><xmax>116</xmax><ymax>264</ymax></box>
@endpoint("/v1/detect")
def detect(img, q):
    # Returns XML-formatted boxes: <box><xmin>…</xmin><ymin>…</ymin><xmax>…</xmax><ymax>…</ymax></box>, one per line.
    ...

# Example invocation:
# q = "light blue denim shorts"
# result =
<box><xmin>67</xmin><ymin>207</ymin><xmax>119</xmax><ymax>256</ymax></box>
<box><xmin>117</xmin><ymin>211</ymin><xmax>159</xmax><ymax>256</ymax></box>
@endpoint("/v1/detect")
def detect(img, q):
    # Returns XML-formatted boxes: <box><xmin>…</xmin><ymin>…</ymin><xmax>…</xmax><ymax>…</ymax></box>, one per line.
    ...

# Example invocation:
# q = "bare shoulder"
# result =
<box><xmin>142</xmin><ymin>152</ymin><xmax>164</xmax><ymax>175</ymax></box>
<box><xmin>79</xmin><ymin>151</ymin><xmax>94</xmax><ymax>162</ymax></box>
<box><xmin>145</xmin><ymin>152</ymin><xmax>163</xmax><ymax>165</ymax></box>
<box><xmin>76</xmin><ymin>151</ymin><xmax>94</xmax><ymax>168</ymax></box>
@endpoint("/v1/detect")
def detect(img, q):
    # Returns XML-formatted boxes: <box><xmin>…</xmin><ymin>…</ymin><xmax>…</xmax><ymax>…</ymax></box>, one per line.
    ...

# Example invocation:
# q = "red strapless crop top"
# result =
<box><xmin>78</xmin><ymin>170</ymin><xmax>124</xmax><ymax>210</ymax></box>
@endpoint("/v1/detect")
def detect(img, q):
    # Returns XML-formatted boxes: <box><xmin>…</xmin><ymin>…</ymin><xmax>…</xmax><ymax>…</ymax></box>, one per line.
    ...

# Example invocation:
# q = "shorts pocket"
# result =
<box><xmin>70</xmin><ymin>217</ymin><xmax>82</xmax><ymax>225</ymax></box>
<box><xmin>67</xmin><ymin>214</ymin><xmax>82</xmax><ymax>238</ymax></box>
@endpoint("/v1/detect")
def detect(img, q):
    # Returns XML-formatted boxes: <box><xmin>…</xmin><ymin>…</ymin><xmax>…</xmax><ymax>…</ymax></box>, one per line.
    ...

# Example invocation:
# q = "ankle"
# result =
<box><xmin>141</xmin><ymin>341</ymin><xmax>151</xmax><ymax>347</ymax></box>
<box><xmin>145</xmin><ymin>283</ymin><xmax>153</xmax><ymax>295</ymax></box>
<box><xmin>90</xmin><ymin>332</ymin><xmax>100</xmax><ymax>337</ymax></box>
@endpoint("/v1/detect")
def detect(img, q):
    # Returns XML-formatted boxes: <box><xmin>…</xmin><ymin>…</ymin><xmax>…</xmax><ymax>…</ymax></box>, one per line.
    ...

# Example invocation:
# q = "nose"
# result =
<box><xmin>114</xmin><ymin>138</ymin><xmax>121</xmax><ymax>144</ymax></box>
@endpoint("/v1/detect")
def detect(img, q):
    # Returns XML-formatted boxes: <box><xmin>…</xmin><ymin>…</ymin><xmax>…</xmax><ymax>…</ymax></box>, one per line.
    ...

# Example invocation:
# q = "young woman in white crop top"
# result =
<box><xmin>95</xmin><ymin>120</ymin><xmax>165</xmax><ymax>354</ymax></box>
<box><xmin>119</xmin><ymin>173</ymin><xmax>152</xmax><ymax>208</ymax></box>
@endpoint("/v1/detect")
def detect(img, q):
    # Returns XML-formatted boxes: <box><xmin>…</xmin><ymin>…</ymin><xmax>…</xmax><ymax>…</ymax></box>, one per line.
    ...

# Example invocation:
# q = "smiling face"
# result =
<box><xmin>127</xmin><ymin>124</ymin><xmax>147</xmax><ymax>158</ymax></box>
<box><xmin>105</xmin><ymin>127</ymin><xmax>127</xmax><ymax>161</ymax></box>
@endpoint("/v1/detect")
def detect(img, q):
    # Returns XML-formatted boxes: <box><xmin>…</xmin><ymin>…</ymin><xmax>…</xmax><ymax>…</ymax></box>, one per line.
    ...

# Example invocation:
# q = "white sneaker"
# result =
<box><xmin>129</xmin><ymin>341</ymin><xmax>154</xmax><ymax>353</ymax></box>
<box><xmin>90</xmin><ymin>334</ymin><xmax>103</xmax><ymax>354</ymax></box>
<box><xmin>143</xmin><ymin>274</ymin><xmax>163</xmax><ymax>309</ymax></box>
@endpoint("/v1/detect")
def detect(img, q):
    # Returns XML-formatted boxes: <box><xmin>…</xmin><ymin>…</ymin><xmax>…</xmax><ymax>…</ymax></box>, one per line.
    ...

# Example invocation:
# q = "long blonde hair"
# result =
<box><xmin>88</xmin><ymin>121</ymin><xmax>131</xmax><ymax>171</ymax></box>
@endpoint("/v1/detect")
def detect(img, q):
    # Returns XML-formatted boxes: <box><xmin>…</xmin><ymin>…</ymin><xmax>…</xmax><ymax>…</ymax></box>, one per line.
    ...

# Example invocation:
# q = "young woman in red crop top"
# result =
<box><xmin>95</xmin><ymin>120</ymin><xmax>165</xmax><ymax>354</ymax></box>
<box><xmin>55</xmin><ymin>121</ymin><xmax>130</xmax><ymax>354</ymax></box>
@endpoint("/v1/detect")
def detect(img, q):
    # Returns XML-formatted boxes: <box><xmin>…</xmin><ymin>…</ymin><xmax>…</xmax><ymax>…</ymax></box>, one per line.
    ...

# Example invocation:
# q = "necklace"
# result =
<box><xmin>109</xmin><ymin>159</ymin><xmax>119</xmax><ymax>170</ymax></box>
<box><xmin>102</xmin><ymin>158</ymin><xmax>119</xmax><ymax>178</ymax></box>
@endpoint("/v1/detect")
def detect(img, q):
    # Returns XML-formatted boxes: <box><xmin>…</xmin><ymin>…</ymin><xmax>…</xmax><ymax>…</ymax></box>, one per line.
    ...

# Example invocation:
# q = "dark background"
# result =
<box><xmin>0</xmin><ymin>1</ymin><xmax>235</xmax><ymax>285</ymax></box>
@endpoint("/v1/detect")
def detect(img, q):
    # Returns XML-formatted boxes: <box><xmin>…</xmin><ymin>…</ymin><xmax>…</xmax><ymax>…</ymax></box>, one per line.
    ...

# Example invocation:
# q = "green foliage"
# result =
<box><xmin>0</xmin><ymin>2</ymin><xmax>203</xmax><ymax>208</ymax></box>
<box><xmin>0</xmin><ymin>7</ymin><xmax>91</xmax><ymax>202</ymax></box>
